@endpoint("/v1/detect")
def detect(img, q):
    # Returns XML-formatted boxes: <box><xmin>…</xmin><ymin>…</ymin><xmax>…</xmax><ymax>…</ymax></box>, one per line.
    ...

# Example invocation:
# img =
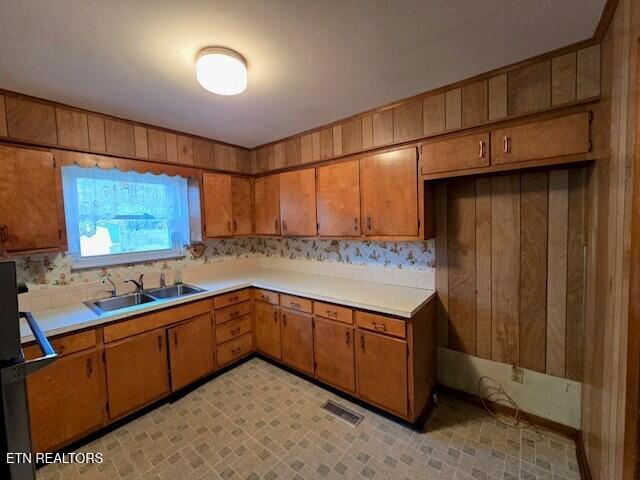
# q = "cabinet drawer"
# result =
<box><xmin>24</xmin><ymin>329</ymin><xmax>96</xmax><ymax>360</ymax></box>
<box><xmin>103</xmin><ymin>299</ymin><xmax>212</xmax><ymax>343</ymax></box>
<box><xmin>313</xmin><ymin>301</ymin><xmax>353</xmax><ymax>324</ymax></box>
<box><xmin>491</xmin><ymin>112</ymin><xmax>590</xmax><ymax>165</ymax></box>
<box><xmin>355</xmin><ymin>311</ymin><xmax>406</xmax><ymax>338</ymax></box>
<box><xmin>215</xmin><ymin>301</ymin><xmax>251</xmax><ymax>325</ymax></box>
<box><xmin>421</xmin><ymin>132</ymin><xmax>490</xmax><ymax>175</ymax></box>
<box><xmin>216</xmin><ymin>316</ymin><xmax>252</xmax><ymax>345</ymax></box>
<box><xmin>214</xmin><ymin>289</ymin><xmax>251</xmax><ymax>309</ymax></box>
<box><xmin>254</xmin><ymin>289</ymin><xmax>279</xmax><ymax>305</ymax></box>
<box><xmin>280</xmin><ymin>294</ymin><xmax>312</xmax><ymax>313</ymax></box>
<box><xmin>217</xmin><ymin>333</ymin><xmax>252</xmax><ymax>367</ymax></box>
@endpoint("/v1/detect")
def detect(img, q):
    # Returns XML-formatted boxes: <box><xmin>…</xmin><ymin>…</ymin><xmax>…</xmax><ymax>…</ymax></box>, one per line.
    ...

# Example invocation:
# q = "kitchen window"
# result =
<box><xmin>62</xmin><ymin>165</ymin><xmax>197</xmax><ymax>268</ymax></box>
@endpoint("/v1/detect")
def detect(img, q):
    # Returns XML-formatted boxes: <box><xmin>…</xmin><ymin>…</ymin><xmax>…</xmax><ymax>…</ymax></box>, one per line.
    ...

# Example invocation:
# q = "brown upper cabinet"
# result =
<box><xmin>0</xmin><ymin>146</ymin><xmax>64</xmax><ymax>253</ymax></box>
<box><xmin>254</xmin><ymin>175</ymin><xmax>280</xmax><ymax>235</ymax></box>
<box><xmin>316</xmin><ymin>160</ymin><xmax>361</xmax><ymax>236</ymax></box>
<box><xmin>279</xmin><ymin>168</ymin><xmax>317</xmax><ymax>236</ymax></box>
<box><xmin>360</xmin><ymin>147</ymin><xmax>419</xmax><ymax>237</ymax></box>
<box><xmin>491</xmin><ymin>112</ymin><xmax>591</xmax><ymax>165</ymax></box>
<box><xmin>231</xmin><ymin>176</ymin><xmax>252</xmax><ymax>235</ymax></box>
<box><xmin>421</xmin><ymin>132</ymin><xmax>490</xmax><ymax>175</ymax></box>
<box><xmin>202</xmin><ymin>173</ymin><xmax>252</xmax><ymax>237</ymax></box>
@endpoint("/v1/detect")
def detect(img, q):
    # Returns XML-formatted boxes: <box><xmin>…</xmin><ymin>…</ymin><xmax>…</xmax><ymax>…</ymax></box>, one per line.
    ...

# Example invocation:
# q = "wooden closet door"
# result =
<box><xmin>316</xmin><ymin>160</ymin><xmax>361</xmax><ymax>236</ymax></box>
<box><xmin>28</xmin><ymin>350</ymin><xmax>104</xmax><ymax>453</ymax></box>
<box><xmin>313</xmin><ymin>318</ymin><xmax>355</xmax><ymax>392</ymax></box>
<box><xmin>356</xmin><ymin>330</ymin><xmax>408</xmax><ymax>417</ymax></box>
<box><xmin>0</xmin><ymin>146</ymin><xmax>61</xmax><ymax>252</ymax></box>
<box><xmin>255</xmin><ymin>301</ymin><xmax>282</xmax><ymax>360</ymax></box>
<box><xmin>231</xmin><ymin>176</ymin><xmax>252</xmax><ymax>235</ymax></box>
<box><xmin>279</xmin><ymin>169</ymin><xmax>317</xmax><ymax>236</ymax></box>
<box><xmin>202</xmin><ymin>173</ymin><xmax>233</xmax><ymax>237</ymax></box>
<box><xmin>281</xmin><ymin>310</ymin><xmax>314</xmax><ymax>375</ymax></box>
<box><xmin>104</xmin><ymin>329</ymin><xmax>169</xmax><ymax>420</ymax></box>
<box><xmin>254</xmin><ymin>175</ymin><xmax>280</xmax><ymax>235</ymax></box>
<box><xmin>360</xmin><ymin>147</ymin><xmax>418</xmax><ymax>237</ymax></box>
<box><xmin>168</xmin><ymin>314</ymin><xmax>214</xmax><ymax>391</ymax></box>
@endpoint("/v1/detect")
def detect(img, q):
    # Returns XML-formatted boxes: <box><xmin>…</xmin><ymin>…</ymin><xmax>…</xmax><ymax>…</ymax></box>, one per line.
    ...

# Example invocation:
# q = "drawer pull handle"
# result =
<box><xmin>345</xmin><ymin>331</ymin><xmax>350</xmax><ymax>345</ymax></box>
<box><xmin>354</xmin><ymin>218</ymin><xmax>358</xmax><ymax>231</ymax></box>
<box><xmin>273</xmin><ymin>311</ymin><xmax>278</xmax><ymax>322</ymax></box>
<box><xmin>174</xmin><ymin>332</ymin><xmax>178</xmax><ymax>346</ymax></box>
<box><xmin>282</xmin><ymin>220</ymin><xmax>287</xmax><ymax>231</ymax></box>
<box><xmin>158</xmin><ymin>335</ymin><xmax>163</xmax><ymax>351</ymax></box>
<box><xmin>283</xmin><ymin>314</ymin><xmax>287</xmax><ymax>327</ymax></box>
<box><xmin>261</xmin><ymin>295</ymin><xmax>269</xmax><ymax>301</ymax></box>
<box><xmin>233</xmin><ymin>219</ymin><xmax>237</xmax><ymax>231</ymax></box>
<box><xmin>366</xmin><ymin>217</ymin><xmax>372</xmax><ymax>231</ymax></box>
<box><xmin>479</xmin><ymin>140</ymin><xmax>485</xmax><ymax>158</ymax></box>
<box><xmin>230</xmin><ymin>310</ymin><xmax>240</xmax><ymax>318</ymax></box>
<box><xmin>372</xmin><ymin>322</ymin><xmax>387</xmax><ymax>332</ymax></box>
<box><xmin>503</xmin><ymin>136</ymin><xmax>511</xmax><ymax>153</ymax></box>
<box><xmin>326</xmin><ymin>310</ymin><xmax>337</xmax><ymax>318</ymax></box>
<box><xmin>86</xmin><ymin>358</ymin><xmax>93</xmax><ymax>377</ymax></box>
<box><xmin>0</xmin><ymin>225</ymin><xmax>8</xmax><ymax>243</ymax></box>
<box><xmin>229</xmin><ymin>295</ymin><xmax>239</xmax><ymax>302</ymax></box>
<box><xmin>231</xmin><ymin>347</ymin><xmax>241</xmax><ymax>356</ymax></box>
<box><xmin>230</xmin><ymin>327</ymin><xmax>241</xmax><ymax>335</ymax></box>
<box><xmin>274</xmin><ymin>219</ymin><xmax>279</xmax><ymax>231</ymax></box>
<box><xmin>360</xmin><ymin>334</ymin><xmax>365</xmax><ymax>352</ymax></box>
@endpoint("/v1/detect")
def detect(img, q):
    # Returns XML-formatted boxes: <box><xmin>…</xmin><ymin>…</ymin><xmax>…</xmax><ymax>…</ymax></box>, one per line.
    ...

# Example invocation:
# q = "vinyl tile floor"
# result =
<box><xmin>37</xmin><ymin>358</ymin><xmax>581</xmax><ymax>480</ymax></box>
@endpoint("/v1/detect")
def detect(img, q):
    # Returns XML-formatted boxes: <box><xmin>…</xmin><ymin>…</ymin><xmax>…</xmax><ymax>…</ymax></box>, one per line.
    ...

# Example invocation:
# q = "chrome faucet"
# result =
<box><xmin>124</xmin><ymin>274</ymin><xmax>144</xmax><ymax>293</ymax></box>
<box><xmin>160</xmin><ymin>272</ymin><xmax>166</xmax><ymax>288</ymax></box>
<box><xmin>102</xmin><ymin>277</ymin><xmax>117</xmax><ymax>297</ymax></box>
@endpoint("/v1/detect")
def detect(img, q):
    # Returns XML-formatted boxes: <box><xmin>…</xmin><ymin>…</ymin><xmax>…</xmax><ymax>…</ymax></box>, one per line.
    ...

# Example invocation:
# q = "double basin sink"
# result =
<box><xmin>85</xmin><ymin>284</ymin><xmax>205</xmax><ymax>315</ymax></box>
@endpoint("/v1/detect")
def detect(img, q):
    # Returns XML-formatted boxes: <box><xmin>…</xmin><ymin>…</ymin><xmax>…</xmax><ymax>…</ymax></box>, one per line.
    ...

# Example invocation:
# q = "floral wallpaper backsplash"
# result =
<box><xmin>14</xmin><ymin>238</ymin><xmax>435</xmax><ymax>288</ymax></box>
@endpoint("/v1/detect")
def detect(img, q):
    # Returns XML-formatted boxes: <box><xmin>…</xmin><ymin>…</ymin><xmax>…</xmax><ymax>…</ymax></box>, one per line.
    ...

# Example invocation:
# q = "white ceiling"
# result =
<box><xmin>0</xmin><ymin>0</ymin><xmax>606</xmax><ymax>148</ymax></box>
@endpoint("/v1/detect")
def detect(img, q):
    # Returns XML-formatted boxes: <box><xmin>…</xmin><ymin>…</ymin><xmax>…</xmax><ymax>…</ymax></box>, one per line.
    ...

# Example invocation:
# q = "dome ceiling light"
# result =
<box><xmin>195</xmin><ymin>47</ymin><xmax>247</xmax><ymax>96</ymax></box>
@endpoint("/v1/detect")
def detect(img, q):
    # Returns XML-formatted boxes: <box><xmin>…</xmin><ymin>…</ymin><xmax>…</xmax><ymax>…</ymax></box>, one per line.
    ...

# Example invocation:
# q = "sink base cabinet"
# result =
<box><xmin>168</xmin><ymin>314</ymin><xmax>215</xmax><ymax>391</ymax></box>
<box><xmin>27</xmin><ymin>349</ymin><xmax>105</xmax><ymax>453</ymax></box>
<box><xmin>104</xmin><ymin>329</ymin><xmax>170</xmax><ymax>420</ymax></box>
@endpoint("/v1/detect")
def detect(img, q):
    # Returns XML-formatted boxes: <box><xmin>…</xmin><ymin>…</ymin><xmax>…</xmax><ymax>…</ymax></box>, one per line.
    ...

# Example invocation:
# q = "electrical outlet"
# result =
<box><xmin>511</xmin><ymin>366</ymin><xmax>524</xmax><ymax>384</ymax></box>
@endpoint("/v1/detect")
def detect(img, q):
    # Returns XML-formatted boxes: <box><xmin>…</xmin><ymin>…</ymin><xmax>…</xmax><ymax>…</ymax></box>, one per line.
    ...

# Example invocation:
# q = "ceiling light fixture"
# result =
<box><xmin>195</xmin><ymin>47</ymin><xmax>247</xmax><ymax>95</ymax></box>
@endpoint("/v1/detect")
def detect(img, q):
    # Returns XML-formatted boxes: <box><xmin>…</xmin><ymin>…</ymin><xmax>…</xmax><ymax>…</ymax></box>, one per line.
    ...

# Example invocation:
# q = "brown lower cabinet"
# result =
<box><xmin>27</xmin><ymin>350</ymin><xmax>104</xmax><ymax>453</ymax></box>
<box><xmin>313</xmin><ymin>318</ymin><xmax>355</xmax><ymax>393</ymax></box>
<box><xmin>356</xmin><ymin>330</ymin><xmax>408</xmax><ymax>417</ymax></box>
<box><xmin>281</xmin><ymin>310</ymin><xmax>314</xmax><ymax>374</ymax></box>
<box><xmin>255</xmin><ymin>301</ymin><xmax>282</xmax><ymax>359</ymax></box>
<box><xmin>26</xmin><ymin>290</ymin><xmax>435</xmax><ymax>454</ymax></box>
<box><xmin>168</xmin><ymin>314</ymin><xmax>214</xmax><ymax>391</ymax></box>
<box><xmin>104</xmin><ymin>328</ymin><xmax>170</xmax><ymax>420</ymax></box>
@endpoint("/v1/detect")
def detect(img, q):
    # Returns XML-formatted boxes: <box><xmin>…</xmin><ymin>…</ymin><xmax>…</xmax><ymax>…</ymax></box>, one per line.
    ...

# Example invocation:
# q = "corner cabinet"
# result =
<box><xmin>360</xmin><ymin>147</ymin><xmax>419</xmax><ymax>238</ymax></box>
<box><xmin>202</xmin><ymin>173</ymin><xmax>253</xmax><ymax>237</ymax></box>
<box><xmin>0</xmin><ymin>145</ymin><xmax>64</xmax><ymax>254</ymax></box>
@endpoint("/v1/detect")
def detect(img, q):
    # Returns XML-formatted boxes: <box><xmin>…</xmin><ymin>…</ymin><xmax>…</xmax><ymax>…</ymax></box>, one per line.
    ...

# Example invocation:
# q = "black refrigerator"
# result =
<box><xmin>0</xmin><ymin>261</ymin><xmax>57</xmax><ymax>479</ymax></box>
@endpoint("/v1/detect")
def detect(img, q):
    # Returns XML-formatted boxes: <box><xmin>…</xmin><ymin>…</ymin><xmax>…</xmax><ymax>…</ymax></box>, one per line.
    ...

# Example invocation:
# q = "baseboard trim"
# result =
<box><xmin>437</xmin><ymin>384</ymin><xmax>579</xmax><ymax>439</ymax></box>
<box><xmin>576</xmin><ymin>431</ymin><xmax>593</xmax><ymax>480</ymax></box>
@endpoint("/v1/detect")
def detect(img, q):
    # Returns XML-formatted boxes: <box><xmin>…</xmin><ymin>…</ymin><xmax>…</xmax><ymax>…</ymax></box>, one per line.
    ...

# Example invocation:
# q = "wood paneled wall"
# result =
<box><xmin>0</xmin><ymin>91</ymin><xmax>252</xmax><ymax>174</ymax></box>
<box><xmin>434</xmin><ymin>166</ymin><xmax>587</xmax><ymax>381</ymax></box>
<box><xmin>581</xmin><ymin>0</ymin><xmax>640</xmax><ymax>478</ymax></box>
<box><xmin>253</xmin><ymin>44</ymin><xmax>601</xmax><ymax>174</ymax></box>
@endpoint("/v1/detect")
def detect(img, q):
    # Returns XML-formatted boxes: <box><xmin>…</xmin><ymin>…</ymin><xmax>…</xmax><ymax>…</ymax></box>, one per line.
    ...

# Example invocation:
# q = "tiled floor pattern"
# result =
<box><xmin>37</xmin><ymin>358</ymin><xmax>581</xmax><ymax>480</ymax></box>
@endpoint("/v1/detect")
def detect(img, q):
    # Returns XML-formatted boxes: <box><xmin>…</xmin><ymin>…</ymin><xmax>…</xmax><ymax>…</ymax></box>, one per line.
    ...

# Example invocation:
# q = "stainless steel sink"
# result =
<box><xmin>146</xmin><ymin>284</ymin><xmax>204</xmax><ymax>299</ymax></box>
<box><xmin>85</xmin><ymin>292</ymin><xmax>156</xmax><ymax>315</ymax></box>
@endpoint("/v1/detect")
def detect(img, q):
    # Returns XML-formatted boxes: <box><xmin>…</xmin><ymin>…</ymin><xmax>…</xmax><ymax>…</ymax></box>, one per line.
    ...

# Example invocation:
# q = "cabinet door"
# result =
<box><xmin>168</xmin><ymin>314</ymin><xmax>214</xmax><ymax>391</ymax></box>
<box><xmin>254</xmin><ymin>175</ymin><xmax>280</xmax><ymax>235</ymax></box>
<box><xmin>27</xmin><ymin>350</ymin><xmax>104</xmax><ymax>453</ymax></box>
<box><xmin>0</xmin><ymin>146</ymin><xmax>62</xmax><ymax>252</ymax></box>
<box><xmin>360</xmin><ymin>148</ymin><xmax>418</xmax><ymax>237</ymax></box>
<box><xmin>231</xmin><ymin>176</ymin><xmax>252</xmax><ymax>235</ymax></box>
<box><xmin>255</xmin><ymin>301</ymin><xmax>281</xmax><ymax>360</ymax></box>
<box><xmin>104</xmin><ymin>329</ymin><xmax>169</xmax><ymax>420</ymax></box>
<box><xmin>202</xmin><ymin>173</ymin><xmax>233</xmax><ymax>237</ymax></box>
<box><xmin>491</xmin><ymin>112</ymin><xmax>590</xmax><ymax>165</ymax></box>
<box><xmin>356</xmin><ymin>330</ymin><xmax>408</xmax><ymax>417</ymax></box>
<box><xmin>313</xmin><ymin>319</ymin><xmax>355</xmax><ymax>392</ymax></box>
<box><xmin>316</xmin><ymin>160</ymin><xmax>361</xmax><ymax>236</ymax></box>
<box><xmin>421</xmin><ymin>132</ymin><xmax>490</xmax><ymax>175</ymax></box>
<box><xmin>279</xmin><ymin>169</ymin><xmax>317</xmax><ymax>236</ymax></box>
<box><xmin>281</xmin><ymin>310</ymin><xmax>314</xmax><ymax>375</ymax></box>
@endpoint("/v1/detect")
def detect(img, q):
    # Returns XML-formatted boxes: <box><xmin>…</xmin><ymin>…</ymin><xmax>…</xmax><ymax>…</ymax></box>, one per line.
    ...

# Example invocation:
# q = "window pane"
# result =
<box><xmin>62</xmin><ymin>166</ymin><xmax>190</xmax><ymax>261</ymax></box>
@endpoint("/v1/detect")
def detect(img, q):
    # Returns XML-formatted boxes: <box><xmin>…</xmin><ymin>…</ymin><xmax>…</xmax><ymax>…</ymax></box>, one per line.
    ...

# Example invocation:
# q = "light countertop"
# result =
<box><xmin>21</xmin><ymin>269</ymin><xmax>436</xmax><ymax>344</ymax></box>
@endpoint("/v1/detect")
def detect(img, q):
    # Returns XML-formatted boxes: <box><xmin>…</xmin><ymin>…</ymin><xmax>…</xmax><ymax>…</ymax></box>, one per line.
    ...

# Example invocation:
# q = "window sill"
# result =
<box><xmin>70</xmin><ymin>248</ymin><xmax>186</xmax><ymax>270</ymax></box>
